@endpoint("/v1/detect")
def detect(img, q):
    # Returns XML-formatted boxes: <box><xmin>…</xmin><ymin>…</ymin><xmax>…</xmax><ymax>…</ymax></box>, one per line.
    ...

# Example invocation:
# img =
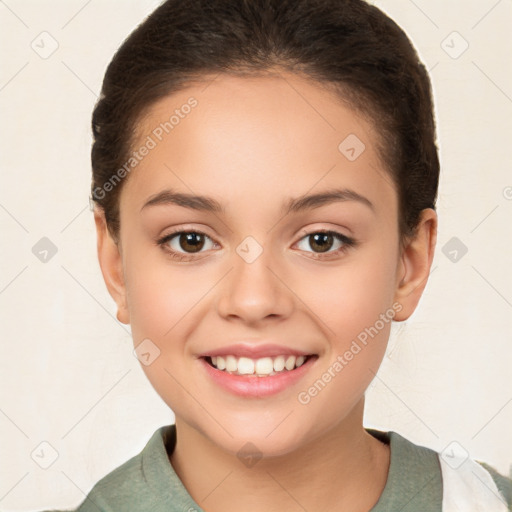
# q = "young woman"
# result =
<box><xmin>53</xmin><ymin>0</ymin><xmax>512</xmax><ymax>510</ymax></box>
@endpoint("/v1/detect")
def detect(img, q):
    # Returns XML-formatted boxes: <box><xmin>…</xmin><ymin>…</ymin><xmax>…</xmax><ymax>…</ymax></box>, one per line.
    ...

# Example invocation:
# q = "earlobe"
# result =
<box><xmin>93</xmin><ymin>207</ymin><xmax>130</xmax><ymax>325</ymax></box>
<box><xmin>393</xmin><ymin>208</ymin><xmax>437</xmax><ymax>322</ymax></box>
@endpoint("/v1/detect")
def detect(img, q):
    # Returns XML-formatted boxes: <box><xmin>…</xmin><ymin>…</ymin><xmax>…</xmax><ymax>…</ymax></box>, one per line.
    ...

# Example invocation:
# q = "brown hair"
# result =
<box><xmin>91</xmin><ymin>0</ymin><xmax>439</xmax><ymax>243</ymax></box>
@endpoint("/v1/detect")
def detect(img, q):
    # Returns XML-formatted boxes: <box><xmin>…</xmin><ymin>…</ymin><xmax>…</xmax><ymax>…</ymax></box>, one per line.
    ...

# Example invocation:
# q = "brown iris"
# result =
<box><xmin>178</xmin><ymin>232</ymin><xmax>206</xmax><ymax>253</ymax></box>
<box><xmin>308</xmin><ymin>232</ymin><xmax>334</xmax><ymax>253</ymax></box>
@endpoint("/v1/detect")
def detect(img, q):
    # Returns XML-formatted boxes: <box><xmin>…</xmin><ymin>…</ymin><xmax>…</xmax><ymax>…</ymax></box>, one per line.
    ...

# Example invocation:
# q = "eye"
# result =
<box><xmin>295</xmin><ymin>230</ymin><xmax>355</xmax><ymax>257</ymax></box>
<box><xmin>157</xmin><ymin>230</ymin><xmax>217</xmax><ymax>260</ymax></box>
<box><xmin>156</xmin><ymin>228</ymin><xmax>355</xmax><ymax>262</ymax></box>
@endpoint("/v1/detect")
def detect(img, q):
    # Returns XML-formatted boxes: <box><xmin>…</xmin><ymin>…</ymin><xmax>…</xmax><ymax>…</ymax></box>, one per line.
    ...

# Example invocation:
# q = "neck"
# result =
<box><xmin>169</xmin><ymin>398</ymin><xmax>390</xmax><ymax>512</ymax></box>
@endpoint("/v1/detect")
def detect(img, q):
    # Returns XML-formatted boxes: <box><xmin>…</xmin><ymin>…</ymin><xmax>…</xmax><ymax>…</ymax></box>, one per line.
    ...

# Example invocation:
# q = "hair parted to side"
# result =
<box><xmin>91</xmin><ymin>0</ymin><xmax>439</xmax><ymax>244</ymax></box>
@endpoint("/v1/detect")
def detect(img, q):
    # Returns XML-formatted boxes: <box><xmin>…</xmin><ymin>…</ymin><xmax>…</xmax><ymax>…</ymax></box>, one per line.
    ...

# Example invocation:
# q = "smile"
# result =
<box><xmin>206</xmin><ymin>354</ymin><xmax>312</xmax><ymax>377</ymax></box>
<box><xmin>200</xmin><ymin>353</ymin><xmax>318</xmax><ymax>398</ymax></box>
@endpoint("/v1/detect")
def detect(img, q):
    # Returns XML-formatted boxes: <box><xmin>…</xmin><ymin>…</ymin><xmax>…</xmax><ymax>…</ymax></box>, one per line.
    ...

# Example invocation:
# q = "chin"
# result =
<box><xmin>196</xmin><ymin>412</ymin><xmax>316</xmax><ymax>460</ymax></box>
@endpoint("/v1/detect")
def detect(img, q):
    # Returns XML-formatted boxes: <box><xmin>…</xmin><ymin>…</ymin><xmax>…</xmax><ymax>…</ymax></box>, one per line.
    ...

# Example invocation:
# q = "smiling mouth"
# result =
<box><xmin>203</xmin><ymin>354</ymin><xmax>317</xmax><ymax>377</ymax></box>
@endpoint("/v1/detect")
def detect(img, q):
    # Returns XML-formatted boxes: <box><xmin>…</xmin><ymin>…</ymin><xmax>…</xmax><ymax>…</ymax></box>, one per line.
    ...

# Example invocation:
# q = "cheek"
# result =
<box><xmin>292</xmin><ymin>243</ymin><xmax>398</xmax><ymax>406</ymax></box>
<box><xmin>296</xmin><ymin>245</ymin><xmax>399</xmax><ymax>344</ymax></box>
<box><xmin>294</xmin><ymin>266</ymin><xmax>397</xmax><ymax>436</ymax></box>
<box><xmin>123</xmin><ymin>251</ymin><xmax>205</xmax><ymax>412</ymax></box>
<box><xmin>124</xmin><ymin>245</ymin><xmax>207</xmax><ymax>344</ymax></box>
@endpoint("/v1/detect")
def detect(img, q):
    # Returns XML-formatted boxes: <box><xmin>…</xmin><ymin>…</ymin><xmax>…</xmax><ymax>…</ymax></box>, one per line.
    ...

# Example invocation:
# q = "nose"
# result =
<box><xmin>216</xmin><ymin>243</ymin><xmax>294</xmax><ymax>326</ymax></box>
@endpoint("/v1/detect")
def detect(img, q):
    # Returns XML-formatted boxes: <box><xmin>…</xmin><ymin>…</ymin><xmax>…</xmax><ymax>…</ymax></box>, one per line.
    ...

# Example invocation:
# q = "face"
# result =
<box><xmin>96</xmin><ymin>71</ymin><xmax>434</xmax><ymax>458</ymax></box>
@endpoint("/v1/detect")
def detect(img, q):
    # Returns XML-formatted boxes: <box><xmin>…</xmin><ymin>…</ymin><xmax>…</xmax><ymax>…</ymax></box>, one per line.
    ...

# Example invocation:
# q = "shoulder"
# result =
<box><xmin>388</xmin><ymin>430</ymin><xmax>512</xmax><ymax>511</ymax></box>
<box><xmin>370</xmin><ymin>429</ymin><xmax>445</xmax><ymax>510</ymax></box>
<box><xmin>368</xmin><ymin>428</ymin><xmax>512</xmax><ymax>511</ymax></box>
<box><xmin>76</xmin><ymin>450</ymin><xmax>149</xmax><ymax>511</ymax></box>
<box><xmin>74</xmin><ymin>425</ymin><xmax>178</xmax><ymax>512</ymax></box>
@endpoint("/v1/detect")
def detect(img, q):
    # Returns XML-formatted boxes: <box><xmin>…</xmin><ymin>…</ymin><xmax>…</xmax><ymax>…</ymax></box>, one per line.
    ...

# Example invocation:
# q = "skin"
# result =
<box><xmin>94</xmin><ymin>71</ymin><xmax>437</xmax><ymax>511</ymax></box>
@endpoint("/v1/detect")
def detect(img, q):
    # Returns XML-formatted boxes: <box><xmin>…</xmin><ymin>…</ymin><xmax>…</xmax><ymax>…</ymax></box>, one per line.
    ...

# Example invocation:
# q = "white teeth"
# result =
<box><xmin>208</xmin><ymin>354</ymin><xmax>310</xmax><ymax>376</ymax></box>
<box><xmin>273</xmin><ymin>355</ymin><xmax>285</xmax><ymax>372</ymax></box>
<box><xmin>237</xmin><ymin>357</ymin><xmax>255</xmax><ymax>375</ymax></box>
<box><xmin>226</xmin><ymin>355</ymin><xmax>237</xmax><ymax>372</ymax></box>
<box><xmin>285</xmin><ymin>355</ymin><xmax>296</xmax><ymax>371</ymax></box>
<box><xmin>255</xmin><ymin>357</ymin><xmax>274</xmax><ymax>375</ymax></box>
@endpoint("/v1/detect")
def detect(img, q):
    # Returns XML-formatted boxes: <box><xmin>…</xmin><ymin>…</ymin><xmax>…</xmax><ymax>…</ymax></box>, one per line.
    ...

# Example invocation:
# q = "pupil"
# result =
<box><xmin>180</xmin><ymin>233</ymin><xmax>204</xmax><ymax>253</ymax></box>
<box><xmin>311</xmin><ymin>233</ymin><xmax>333</xmax><ymax>253</ymax></box>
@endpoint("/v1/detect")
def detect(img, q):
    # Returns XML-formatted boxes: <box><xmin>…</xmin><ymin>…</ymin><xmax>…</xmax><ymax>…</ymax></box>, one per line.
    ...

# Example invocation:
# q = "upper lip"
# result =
<box><xmin>198</xmin><ymin>343</ymin><xmax>315</xmax><ymax>359</ymax></box>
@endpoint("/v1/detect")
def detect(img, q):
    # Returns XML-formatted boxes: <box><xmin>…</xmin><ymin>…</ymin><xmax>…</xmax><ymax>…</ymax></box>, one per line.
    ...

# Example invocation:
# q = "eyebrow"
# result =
<box><xmin>140</xmin><ymin>187</ymin><xmax>374</xmax><ymax>214</ymax></box>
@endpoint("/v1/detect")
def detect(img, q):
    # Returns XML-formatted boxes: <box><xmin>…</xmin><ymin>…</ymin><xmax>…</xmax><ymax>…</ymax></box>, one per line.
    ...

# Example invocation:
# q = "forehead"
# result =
<box><xmin>122</xmin><ymin>71</ymin><xmax>396</xmax><ymax>217</ymax></box>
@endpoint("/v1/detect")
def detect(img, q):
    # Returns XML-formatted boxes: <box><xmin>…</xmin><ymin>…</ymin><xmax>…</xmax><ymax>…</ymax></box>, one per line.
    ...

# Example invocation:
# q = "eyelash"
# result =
<box><xmin>156</xmin><ymin>228</ymin><xmax>356</xmax><ymax>262</ymax></box>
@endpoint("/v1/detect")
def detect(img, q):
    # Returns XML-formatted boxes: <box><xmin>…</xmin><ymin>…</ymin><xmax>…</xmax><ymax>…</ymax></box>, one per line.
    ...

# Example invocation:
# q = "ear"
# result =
<box><xmin>393</xmin><ymin>208</ymin><xmax>437</xmax><ymax>321</ymax></box>
<box><xmin>93</xmin><ymin>207</ymin><xmax>130</xmax><ymax>324</ymax></box>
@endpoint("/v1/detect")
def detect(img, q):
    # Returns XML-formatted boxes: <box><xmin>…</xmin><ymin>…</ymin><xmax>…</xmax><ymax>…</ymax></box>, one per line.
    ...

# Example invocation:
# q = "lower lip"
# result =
<box><xmin>200</xmin><ymin>357</ymin><xmax>316</xmax><ymax>398</ymax></box>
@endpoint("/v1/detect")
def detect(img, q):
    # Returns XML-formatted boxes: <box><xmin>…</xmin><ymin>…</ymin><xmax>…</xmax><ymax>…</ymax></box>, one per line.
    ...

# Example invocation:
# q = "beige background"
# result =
<box><xmin>0</xmin><ymin>0</ymin><xmax>511</xmax><ymax>510</ymax></box>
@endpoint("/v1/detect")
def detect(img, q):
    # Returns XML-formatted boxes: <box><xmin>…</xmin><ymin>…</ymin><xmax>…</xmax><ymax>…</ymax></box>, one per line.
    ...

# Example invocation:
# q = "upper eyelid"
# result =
<box><xmin>160</xmin><ymin>228</ymin><xmax>216</xmax><ymax>244</ymax></box>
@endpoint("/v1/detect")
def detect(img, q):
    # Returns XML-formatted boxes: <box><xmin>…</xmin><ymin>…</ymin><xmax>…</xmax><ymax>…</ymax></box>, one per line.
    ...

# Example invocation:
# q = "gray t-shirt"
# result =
<box><xmin>47</xmin><ymin>425</ymin><xmax>512</xmax><ymax>512</ymax></box>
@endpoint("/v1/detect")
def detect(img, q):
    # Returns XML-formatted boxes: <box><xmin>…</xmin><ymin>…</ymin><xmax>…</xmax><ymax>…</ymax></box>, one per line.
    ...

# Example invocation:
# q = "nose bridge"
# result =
<box><xmin>216</xmin><ymin>235</ymin><xmax>293</xmax><ymax>322</ymax></box>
